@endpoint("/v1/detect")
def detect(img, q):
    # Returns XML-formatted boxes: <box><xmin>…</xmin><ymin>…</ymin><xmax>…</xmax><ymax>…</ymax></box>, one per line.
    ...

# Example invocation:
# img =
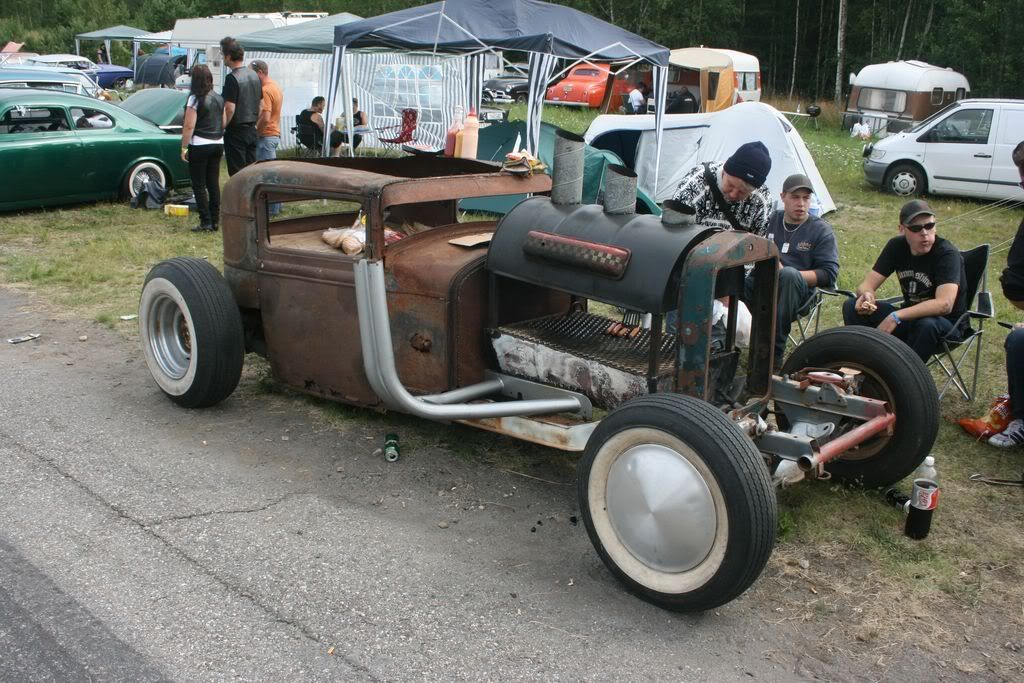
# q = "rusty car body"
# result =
<box><xmin>139</xmin><ymin>137</ymin><xmax>939</xmax><ymax>612</ymax></box>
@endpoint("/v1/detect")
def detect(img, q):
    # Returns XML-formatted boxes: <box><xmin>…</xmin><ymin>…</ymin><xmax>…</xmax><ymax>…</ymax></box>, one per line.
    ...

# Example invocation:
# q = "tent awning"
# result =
<box><xmin>240</xmin><ymin>12</ymin><xmax>363</xmax><ymax>54</ymax></box>
<box><xmin>333</xmin><ymin>0</ymin><xmax>669</xmax><ymax>65</ymax></box>
<box><xmin>75</xmin><ymin>25</ymin><xmax>148</xmax><ymax>41</ymax></box>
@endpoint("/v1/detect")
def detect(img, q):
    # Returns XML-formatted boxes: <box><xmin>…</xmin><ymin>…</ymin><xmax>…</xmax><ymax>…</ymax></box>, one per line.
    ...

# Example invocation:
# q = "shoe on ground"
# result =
<box><xmin>190</xmin><ymin>223</ymin><xmax>215</xmax><ymax>232</ymax></box>
<box><xmin>989</xmin><ymin>418</ymin><xmax>1024</xmax><ymax>448</ymax></box>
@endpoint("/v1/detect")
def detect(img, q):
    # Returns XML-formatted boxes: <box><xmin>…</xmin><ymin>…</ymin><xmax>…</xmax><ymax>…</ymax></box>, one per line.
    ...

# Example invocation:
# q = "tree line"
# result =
<box><xmin>1</xmin><ymin>0</ymin><xmax>1021</xmax><ymax>101</ymax></box>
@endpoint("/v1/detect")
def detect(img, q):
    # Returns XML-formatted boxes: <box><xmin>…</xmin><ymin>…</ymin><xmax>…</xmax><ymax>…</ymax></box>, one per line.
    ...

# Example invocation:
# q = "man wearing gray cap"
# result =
<box><xmin>744</xmin><ymin>173</ymin><xmax>839</xmax><ymax>365</ymax></box>
<box><xmin>843</xmin><ymin>199</ymin><xmax>966</xmax><ymax>361</ymax></box>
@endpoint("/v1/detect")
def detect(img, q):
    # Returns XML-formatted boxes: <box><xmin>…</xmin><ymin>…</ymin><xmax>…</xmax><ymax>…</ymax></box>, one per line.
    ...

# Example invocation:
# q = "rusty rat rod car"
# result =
<box><xmin>139</xmin><ymin>132</ymin><xmax>938</xmax><ymax>612</ymax></box>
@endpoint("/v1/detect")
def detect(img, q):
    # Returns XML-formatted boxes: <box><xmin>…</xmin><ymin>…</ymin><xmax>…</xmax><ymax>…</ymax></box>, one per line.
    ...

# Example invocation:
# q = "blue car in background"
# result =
<box><xmin>27</xmin><ymin>54</ymin><xmax>134</xmax><ymax>89</ymax></box>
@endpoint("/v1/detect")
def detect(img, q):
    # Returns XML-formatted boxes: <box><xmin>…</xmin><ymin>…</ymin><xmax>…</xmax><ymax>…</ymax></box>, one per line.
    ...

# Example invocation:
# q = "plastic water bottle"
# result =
<box><xmin>905</xmin><ymin>456</ymin><xmax>939</xmax><ymax>540</ymax></box>
<box><xmin>914</xmin><ymin>456</ymin><xmax>938</xmax><ymax>484</ymax></box>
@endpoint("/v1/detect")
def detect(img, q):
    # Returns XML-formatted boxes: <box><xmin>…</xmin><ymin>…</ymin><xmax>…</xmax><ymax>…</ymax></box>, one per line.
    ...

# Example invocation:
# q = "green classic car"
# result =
<box><xmin>0</xmin><ymin>89</ymin><xmax>190</xmax><ymax>212</ymax></box>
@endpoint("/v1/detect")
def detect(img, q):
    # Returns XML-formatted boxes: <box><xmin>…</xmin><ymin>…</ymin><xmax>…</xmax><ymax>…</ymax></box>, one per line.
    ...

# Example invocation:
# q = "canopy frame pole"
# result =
<box><xmin>324</xmin><ymin>45</ymin><xmax>344</xmax><ymax>157</ymax></box>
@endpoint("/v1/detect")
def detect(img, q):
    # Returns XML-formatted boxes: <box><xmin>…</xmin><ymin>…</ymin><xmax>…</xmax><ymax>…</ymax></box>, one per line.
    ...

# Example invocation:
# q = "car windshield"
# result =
<box><xmin>908</xmin><ymin>102</ymin><xmax>961</xmax><ymax>133</ymax></box>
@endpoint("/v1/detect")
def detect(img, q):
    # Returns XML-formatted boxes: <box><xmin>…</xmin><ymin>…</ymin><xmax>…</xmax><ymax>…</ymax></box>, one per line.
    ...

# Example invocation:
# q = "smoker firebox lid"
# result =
<box><xmin>487</xmin><ymin>196</ymin><xmax>717</xmax><ymax>313</ymax></box>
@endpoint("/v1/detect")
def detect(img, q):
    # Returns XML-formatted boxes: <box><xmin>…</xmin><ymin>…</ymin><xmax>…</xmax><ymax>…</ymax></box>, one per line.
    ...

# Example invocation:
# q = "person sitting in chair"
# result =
<box><xmin>843</xmin><ymin>199</ymin><xmax>966</xmax><ymax>362</ymax></box>
<box><xmin>743</xmin><ymin>173</ymin><xmax>839</xmax><ymax>366</ymax></box>
<box><xmin>296</xmin><ymin>96</ymin><xmax>366</xmax><ymax>156</ymax></box>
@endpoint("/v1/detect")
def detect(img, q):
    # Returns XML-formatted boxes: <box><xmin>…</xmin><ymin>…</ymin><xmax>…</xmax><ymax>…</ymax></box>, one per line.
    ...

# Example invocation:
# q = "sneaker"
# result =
<box><xmin>190</xmin><ymin>223</ymin><xmax>214</xmax><ymax>232</ymax></box>
<box><xmin>989</xmin><ymin>418</ymin><xmax>1024</xmax><ymax>448</ymax></box>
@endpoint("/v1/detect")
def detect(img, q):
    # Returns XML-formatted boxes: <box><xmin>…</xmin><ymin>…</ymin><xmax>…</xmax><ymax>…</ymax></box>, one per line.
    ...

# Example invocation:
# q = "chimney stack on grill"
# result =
<box><xmin>660</xmin><ymin>199</ymin><xmax>696</xmax><ymax>226</ymax></box>
<box><xmin>551</xmin><ymin>130</ymin><xmax>585</xmax><ymax>205</ymax></box>
<box><xmin>602</xmin><ymin>164</ymin><xmax>637</xmax><ymax>216</ymax></box>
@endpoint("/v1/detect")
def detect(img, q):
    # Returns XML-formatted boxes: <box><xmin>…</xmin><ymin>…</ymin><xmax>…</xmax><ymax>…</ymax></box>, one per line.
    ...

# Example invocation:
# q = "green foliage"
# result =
<box><xmin>0</xmin><ymin>1</ymin><xmax>1021</xmax><ymax>97</ymax></box>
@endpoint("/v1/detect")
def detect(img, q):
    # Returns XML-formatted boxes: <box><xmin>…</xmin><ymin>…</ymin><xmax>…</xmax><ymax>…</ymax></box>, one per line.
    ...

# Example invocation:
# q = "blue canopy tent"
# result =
<box><xmin>330</xmin><ymin>0</ymin><xmax>670</xmax><ymax>194</ymax></box>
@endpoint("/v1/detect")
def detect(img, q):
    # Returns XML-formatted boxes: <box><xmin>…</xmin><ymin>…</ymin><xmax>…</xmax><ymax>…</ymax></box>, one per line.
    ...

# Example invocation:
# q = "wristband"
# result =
<box><xmin>890</xmin><ymin>312</ymin><xmax>901</xmax><ymax>325</ymax></box>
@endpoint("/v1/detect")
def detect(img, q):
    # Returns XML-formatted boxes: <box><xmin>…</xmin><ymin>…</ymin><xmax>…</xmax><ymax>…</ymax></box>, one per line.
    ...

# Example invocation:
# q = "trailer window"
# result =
<box><xmin>856</xmin><ymin>87</ymin><xmax>907</xmax><ymax>114</ymax></box>
<box><xmin>930</xmin><ymin>88</ymin><xmax>944</xmax><ymax>106</ymax></box>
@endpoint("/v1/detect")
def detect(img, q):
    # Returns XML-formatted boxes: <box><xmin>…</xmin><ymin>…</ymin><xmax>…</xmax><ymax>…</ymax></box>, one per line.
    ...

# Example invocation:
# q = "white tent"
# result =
<box><xmin>585</xmin><ymin>102</ymin><xmax>836</xmax><ymax>215</ymax></box>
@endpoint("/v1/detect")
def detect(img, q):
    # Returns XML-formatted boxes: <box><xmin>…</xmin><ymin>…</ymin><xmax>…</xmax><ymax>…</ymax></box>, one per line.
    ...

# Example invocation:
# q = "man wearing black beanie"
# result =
<box><xmin>670</xmin><ymin>140</ymin><xmax>774</xmax><ymax>236</ymax></box>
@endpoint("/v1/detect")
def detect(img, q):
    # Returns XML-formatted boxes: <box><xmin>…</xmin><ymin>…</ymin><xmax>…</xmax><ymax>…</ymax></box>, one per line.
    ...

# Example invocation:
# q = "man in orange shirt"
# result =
<box><xmin>252</xmin><ymin>59</ymin><xmax>283</xmax><ymax>214</ymax></box>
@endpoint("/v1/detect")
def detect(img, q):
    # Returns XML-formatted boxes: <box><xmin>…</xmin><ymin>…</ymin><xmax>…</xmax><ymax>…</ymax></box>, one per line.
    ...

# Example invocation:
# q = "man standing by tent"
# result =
<box><xmin>252</xmin><ymin>59</ymin><xmax>283</xmax><ymax>215</ymax></box>
<box><xmin>670</xmin><ymin>141</ymin><xmax>774</xmax><ymax>236</ymax></box>
<box><xmin>220</xmin><ymin>36</ymin><xmax>262</xmax><ymax>176</ymax></box>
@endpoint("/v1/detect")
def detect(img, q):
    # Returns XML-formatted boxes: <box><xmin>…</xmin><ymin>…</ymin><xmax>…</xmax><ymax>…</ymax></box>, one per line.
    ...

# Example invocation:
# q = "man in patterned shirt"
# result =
<box><xmin>670</xmin><ymin>141</ymin><xmax>774</xmax><ymax>236</ymax></box>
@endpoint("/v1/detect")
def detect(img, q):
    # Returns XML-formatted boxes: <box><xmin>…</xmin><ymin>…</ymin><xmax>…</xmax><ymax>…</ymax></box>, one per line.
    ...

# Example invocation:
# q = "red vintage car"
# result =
<box><xmin>545</xmin><ymin>63</ymin><xmax>637</xmax><ymax>109</ymax></box>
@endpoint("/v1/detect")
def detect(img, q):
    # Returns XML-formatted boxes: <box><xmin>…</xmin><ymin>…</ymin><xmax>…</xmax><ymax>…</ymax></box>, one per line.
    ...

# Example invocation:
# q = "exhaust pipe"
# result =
<box><xmin>551</xmin><ymin>129</ymin><xmax>585</xmax><ymax>205</ymax></box>
<box><xmin>603</xmin><ymin>164</ymin><xmax>637</xmax><ymax>215</ymax></box>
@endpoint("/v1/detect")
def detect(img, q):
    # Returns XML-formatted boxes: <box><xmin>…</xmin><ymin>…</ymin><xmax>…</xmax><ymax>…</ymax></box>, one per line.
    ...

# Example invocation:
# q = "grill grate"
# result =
<box><xmin>495</xmin><ymin>312</ymin><xmax>677</xmax><ymax>377</ymax></box>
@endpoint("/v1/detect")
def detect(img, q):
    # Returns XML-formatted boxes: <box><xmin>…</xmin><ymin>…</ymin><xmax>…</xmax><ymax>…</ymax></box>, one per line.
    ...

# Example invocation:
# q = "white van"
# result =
<box><xmin>862</xmin><ymin>98</ymin><xmax>1024</xmax><ymax>201</ymax></box>
<box><xmin>712</xmin><ymin>48</ymin><xmax>761</xmax><ymax>102</ymax></box>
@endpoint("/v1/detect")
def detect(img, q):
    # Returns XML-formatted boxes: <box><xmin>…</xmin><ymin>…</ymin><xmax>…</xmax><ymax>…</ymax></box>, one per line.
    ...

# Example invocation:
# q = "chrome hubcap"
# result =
<box><xmin>892</xmin><ymin>172</ymin><xmax>917</xmax><ymax>195</ymax></box>
<box><xmin>605</xmin><ymin>444</ymin><xmax>717</xmax><ymax>572</ymax></box>
<box><xmin>145</xmin><ymin>293</ymin><xmax>191</xmax><ymax>380</ymax></box>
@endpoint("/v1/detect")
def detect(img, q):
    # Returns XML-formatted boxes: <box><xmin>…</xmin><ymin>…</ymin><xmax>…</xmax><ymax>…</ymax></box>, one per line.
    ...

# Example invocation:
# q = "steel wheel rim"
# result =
<box><xmin>588</xmin><ymin>428</ymin><xmax>729</xmax><ymax>594</ymax></box>
<box><xmin>145</xmin><ymin>292</ymin><xmax>191</xmax><ymax>380</ymax></box>
<box><xmin>891</xmin><ymin>171</ymin><xmax>918</xmax><ymax>195</ymax></box>
<box><xmin>132</xmin><ymin>168</ymin><xmax>154</xmax><ymax>195</ymax></box>
<box><xmin>606</xmin><ymin>443</ymin><xmax>717</xmax><ymax>572</ymax></box>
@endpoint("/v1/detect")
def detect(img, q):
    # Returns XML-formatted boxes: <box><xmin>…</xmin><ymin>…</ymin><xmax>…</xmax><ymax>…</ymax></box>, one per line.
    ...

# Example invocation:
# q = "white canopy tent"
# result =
<box><xmin>585</xmin><ymin>102</ymin><xmax>837</xmax><ymax>215</ymax></box>
<box><xmin>330</xmin><ymin>0</ymin><xmax>670</xmax><ymax>192</ymax></box>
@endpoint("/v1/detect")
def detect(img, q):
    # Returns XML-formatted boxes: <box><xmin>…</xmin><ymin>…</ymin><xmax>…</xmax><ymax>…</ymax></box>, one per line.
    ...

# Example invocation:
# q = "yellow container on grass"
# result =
<box><xmin>164</xmin><ymin>204</ymin><xmax>189</xmax><ymax>217</ymax></box>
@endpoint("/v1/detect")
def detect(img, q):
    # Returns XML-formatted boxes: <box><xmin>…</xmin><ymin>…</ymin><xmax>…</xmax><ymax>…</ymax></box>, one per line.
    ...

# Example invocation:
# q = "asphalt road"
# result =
<box><xmin>0</xmin><ymin>287</ymin><xmax>944</xmax><ymax>682</ymax></box>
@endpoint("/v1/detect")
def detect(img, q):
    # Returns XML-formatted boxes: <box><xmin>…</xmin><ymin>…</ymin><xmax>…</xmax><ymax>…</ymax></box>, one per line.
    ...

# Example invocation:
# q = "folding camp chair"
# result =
<box><xmin>374</xmin><ymin>108</ymin><xmax>419</xmax><ymax>151</ymax></box>
<box><xmin>787</xmin><ymin>288</ymin><xmax>825</xmax><ymax>347</ymax></box>
<box><xmin>928</xmin><ymin>244</ymin><xmax>993</xmax><ymax>400</ymax></box>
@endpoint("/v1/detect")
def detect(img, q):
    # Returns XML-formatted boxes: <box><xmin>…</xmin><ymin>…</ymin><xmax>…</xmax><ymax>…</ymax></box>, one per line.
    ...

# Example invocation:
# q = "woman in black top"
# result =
<box><xmin>180</xmin><ymin>64</ymin><xmax>225</xmax><ymax>231</ymax></box>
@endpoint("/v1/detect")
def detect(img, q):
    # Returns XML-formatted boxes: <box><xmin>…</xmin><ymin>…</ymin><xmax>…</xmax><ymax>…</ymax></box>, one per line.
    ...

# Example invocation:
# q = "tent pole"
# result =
<box><xmin>653</xmin><ymin>65</ymin><xmax>667</xmax><ymax>199</ymax></box>
<box><xmin>324</xmin><ymin>46</ymin><xmax>344</xmax><ymax>157</ymax></box>
<box><xmin>342</xmin><ymin>50</ymin><xmax>355</xmax><ymax>158</ymax></box>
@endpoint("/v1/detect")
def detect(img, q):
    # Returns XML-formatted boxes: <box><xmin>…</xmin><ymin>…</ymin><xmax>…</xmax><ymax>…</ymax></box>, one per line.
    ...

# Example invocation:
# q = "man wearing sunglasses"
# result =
<box><xmin>843</xmin><ymin>199</ymin><xmax>967</xmax><ymax>361</ymax></box>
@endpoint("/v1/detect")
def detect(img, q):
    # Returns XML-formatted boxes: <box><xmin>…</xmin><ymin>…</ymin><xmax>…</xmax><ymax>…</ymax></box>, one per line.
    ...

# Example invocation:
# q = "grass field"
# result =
<box><xmin>2</xmin><ymin>101</ymin><xmax>1022</xmax><ymax>671</ymax></box>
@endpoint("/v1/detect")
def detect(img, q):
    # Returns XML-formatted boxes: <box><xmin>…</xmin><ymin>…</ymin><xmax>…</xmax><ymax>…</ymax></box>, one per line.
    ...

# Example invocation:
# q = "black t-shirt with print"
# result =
<box><xmin>872</xmin><ymin>235</ymin><xmax>966</xmax><ymax>321</ymax></box>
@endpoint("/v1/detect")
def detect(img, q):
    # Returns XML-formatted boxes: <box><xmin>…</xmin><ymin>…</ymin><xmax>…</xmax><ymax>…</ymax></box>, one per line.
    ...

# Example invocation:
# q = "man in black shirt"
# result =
<box><xmin>220</xmin><ymin>36</ymin><xmax>262</xmax><ymax>176</ymax></box>
<box><xmin>843</xmin><ymin>199</ymin><xmax>966</xmax><ymax>361</ymax></box>
<box><xmin>745</xmin><ymin>173</ymin><xmax>839</xmax><ymax>365</ymax></box>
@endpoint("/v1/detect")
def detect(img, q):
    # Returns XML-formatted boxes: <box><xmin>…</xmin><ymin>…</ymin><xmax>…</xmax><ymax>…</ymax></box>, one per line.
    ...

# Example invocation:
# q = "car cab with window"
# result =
<box><xmin>862</xmin><ymin>98</ymin><xmax>1024</xmax><ymax>200</ymax></box>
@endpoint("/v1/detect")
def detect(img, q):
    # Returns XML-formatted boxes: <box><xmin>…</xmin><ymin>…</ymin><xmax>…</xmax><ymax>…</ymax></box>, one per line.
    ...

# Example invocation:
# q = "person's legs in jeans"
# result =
<box><xmin>894</xmin><ymin>315</ymin><xmax>954</xmax><ymax>362</ymax></box>
<box><xmin>224</xmin><ymin>127</ymin><xmax>245</xmax><ymax>176</ymax></box>
<box><xmin>773</xmin><ymin>267</ymin><xmax>813</xmax><ymax>364</ymax></box>
<box><xmin>187</xmin><ymin>146</ymin><xmax>211</xmax><ymax>228</ymax></box>
<box><xmin>205</xmin><ymin>144</ymin><xmax>222</xmax><ymax>229</ymax></box>
<box><xmin>842</xmin><ymin>297</ymin><xmax>896</xmax><ymax>328</ymax></box>
<box><xmin>255</xmin><ymin>135</ymin><xmax>281</xmax><ymax>215</ymax></box>
<box><xmin>990</xmin><ymin>328</ymin><xmax>1024</xmax><ymax>447</ymax></box>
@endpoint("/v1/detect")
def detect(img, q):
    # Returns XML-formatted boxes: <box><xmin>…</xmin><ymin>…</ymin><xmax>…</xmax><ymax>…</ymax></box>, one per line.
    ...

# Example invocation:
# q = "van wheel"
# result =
<box><xmin>885</xmin><ymin>163</ymin><xmax>925</xmax><ymax>196</ymax></box>
<box><xmin>124</xmin><ymin>161</ymin><xmax>166</xmax><ymax>198</ymax></box>
<box><xmin>579</xmin><ymin>394</ymin><xmax>776</xmax><ymax>612</ymax></box>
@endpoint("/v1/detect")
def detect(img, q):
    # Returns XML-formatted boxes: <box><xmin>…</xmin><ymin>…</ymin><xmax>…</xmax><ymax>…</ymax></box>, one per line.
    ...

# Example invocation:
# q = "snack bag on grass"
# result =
<box><xmin>958</xmin><ymin>394</ymin><xmax>1012</xmax><ymax>440</ymax></box>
